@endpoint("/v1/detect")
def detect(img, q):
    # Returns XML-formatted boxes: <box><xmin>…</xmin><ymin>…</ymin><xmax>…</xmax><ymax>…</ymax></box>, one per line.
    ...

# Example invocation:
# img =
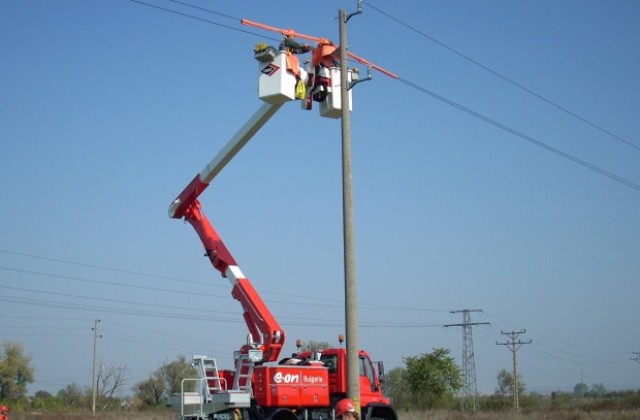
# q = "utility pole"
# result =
<box><xmin>339</xmin><ymin>1</ymin><xmax>362</xmax><ymax>414</ymax></box>
<box><xmin>444</xmin><ymin>309</ymin><xmax>490</xmax><ymax>412</ymax></box>
<box><xmin>91</xmin><ymin>319</ymin><xmax>102</xmax><ymax>416</ymax></box>
<box><xmin>496</xmin><ymin>330</ymin><xmax>531</xmax><ymax>413</ymax></box>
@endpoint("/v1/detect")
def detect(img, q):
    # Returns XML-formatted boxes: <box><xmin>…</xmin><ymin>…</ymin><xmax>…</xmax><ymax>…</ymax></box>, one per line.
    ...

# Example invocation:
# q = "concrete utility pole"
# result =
<box><xmin>444</xmin><ymin>309</ymin><xmax>490</xmax><ymax>412</ymax></box>
<box><xmin>92</xmin><ymin>319</ymin><xmax>102</xmax><ymax>416</ymax></box>
<box><xmin>339</xmin><ymin>2</ymin><xmax>362</xmax><ymax>414</ymax></box>
<box><xmin>496</xmin><ymin>330</ymin><xmax>531</xmax><ymax>413</ymax></box>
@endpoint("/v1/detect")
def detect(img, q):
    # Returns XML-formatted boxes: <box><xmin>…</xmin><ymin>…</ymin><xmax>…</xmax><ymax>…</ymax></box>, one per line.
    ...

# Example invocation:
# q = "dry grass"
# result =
<box><xmin>397</xmin><ymin>409</ymin><xmax>640</xmax><ymax>420</ymax></box>
<box><xmin>9</xmin><ymin>413</ymin><xmax>174</xmax><ymax>420</ymax></box>
<box><xmin>8</xmin><ymin>409</ymin><xmax>640</xmax><ymax>420</ymax></box>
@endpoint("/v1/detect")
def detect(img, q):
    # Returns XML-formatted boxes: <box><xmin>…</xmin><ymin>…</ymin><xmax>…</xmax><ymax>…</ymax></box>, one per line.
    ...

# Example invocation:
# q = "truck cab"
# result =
<box><xmin>296</xmin><ymin>347</ymin><xmax>397</xmax><ymax>420</ymax></box>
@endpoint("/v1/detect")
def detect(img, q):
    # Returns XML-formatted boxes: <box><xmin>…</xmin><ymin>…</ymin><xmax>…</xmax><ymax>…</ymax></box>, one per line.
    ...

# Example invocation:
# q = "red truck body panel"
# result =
<box><xmin>253</xmin><ymin>365</ymin><xmax>330</xmax><ymax>407</ymax></box>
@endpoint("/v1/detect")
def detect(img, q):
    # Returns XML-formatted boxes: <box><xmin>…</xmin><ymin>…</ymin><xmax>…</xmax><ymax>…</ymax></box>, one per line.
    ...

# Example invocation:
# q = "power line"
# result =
<box><xmin>0</xmin><ymin>250</ymin><xmax>449</xmax><ymax>313</ymax></box>
<box><xmin>0</xmin><ymin>294</ymin><xmax>246</xmax><ymax>322</ymax></box>
<box><xmin>166</xmin><ymin>0</ymin><xmax>240</xmax><ymax>21</ymax></box>
<box><xmin>397</xmin><ymin>77</ymin><xmax>640</xmax><ymax>192</ymax></box>
<box><xmin>363</xmin><ymin>1</ymin><xmax>640</xmax><ymax>152</ymax></box>
<box><xmin>127</xmin><ymin>0</ymin><xmax>279</xmax><ymax>42</ymax></box>
<box><xmin>0</xmin><ymin>282</ymin><xmax>444</xmax><ymax>329</ymax></box>
<box><xmin>0</xmin><ymin>293</ymin><xmax>443</xmax><ymax>330</ymax></box>
<box><xmin>0</xmin><ymin>265</ymin><xmax>228</xmax><ymax>297</ymax></box>
<box><xmin>0</xmin><ymin>284</ymin><xmax>229</xmax><ymax>315</ymax></box>
<box><xmin>483</xmin><ymin>313</ymin><xmax>629</xmax><ymax>358</ymax></box>
<box><xmin>0</xmin><ymin>249</ymin><xmax>210</xmax><ymax>286</ymax></box>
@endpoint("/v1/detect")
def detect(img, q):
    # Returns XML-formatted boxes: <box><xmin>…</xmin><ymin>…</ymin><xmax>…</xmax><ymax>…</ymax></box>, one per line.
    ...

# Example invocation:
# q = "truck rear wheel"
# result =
<box><xmin>264</xmin><ymin>407</ymin><xmax>298</xmax><ymax>420</ymax></box>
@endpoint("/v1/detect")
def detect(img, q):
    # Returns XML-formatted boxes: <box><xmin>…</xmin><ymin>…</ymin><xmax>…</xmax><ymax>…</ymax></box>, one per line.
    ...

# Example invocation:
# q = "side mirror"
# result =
<box><xmin>377</xmin><ymin>361</ymin><xmax>385</xmax><ymax>381</ymax></box>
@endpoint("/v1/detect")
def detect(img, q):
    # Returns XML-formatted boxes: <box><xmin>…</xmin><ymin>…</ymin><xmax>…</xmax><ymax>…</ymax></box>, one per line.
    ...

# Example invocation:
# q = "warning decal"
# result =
<box><xmin>261</xmin><ymin>63</ymin><xmax>280</xmax><ymax>76</ymax></box>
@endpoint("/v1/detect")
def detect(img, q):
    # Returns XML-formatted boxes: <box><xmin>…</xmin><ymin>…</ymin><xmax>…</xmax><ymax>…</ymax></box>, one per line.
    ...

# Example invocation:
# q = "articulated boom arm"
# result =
<box><xmin>183</xmin><ymin>200</ymin><xmax>285</xmax><ymax>363</ymax></box>
<box><xmin>183</xmin><ymin>200</ymin><xmax>236</xmax><ymax>276</ymax></box>
<box><xmin>169</xmin><ymin>101</ymin><xmax>287</xmax><ymax>363</ymax></box>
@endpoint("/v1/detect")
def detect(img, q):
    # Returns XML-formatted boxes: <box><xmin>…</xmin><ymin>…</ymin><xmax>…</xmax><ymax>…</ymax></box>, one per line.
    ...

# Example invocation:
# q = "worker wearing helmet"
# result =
<box><xmin>335</xmin><ymin>398</ymin><xmax>359</xmax><ymax>420</ymax></box>
<box><xmin>0</xmin><ymin>405</ymin><xmax>9</xmax><ymax>420</ymax></box>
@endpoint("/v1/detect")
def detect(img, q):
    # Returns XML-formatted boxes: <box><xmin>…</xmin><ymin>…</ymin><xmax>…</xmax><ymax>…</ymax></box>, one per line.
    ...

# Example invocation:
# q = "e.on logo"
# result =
<box><xmin>273</xmin><ymin>372</ymin><xmax>300</xmax><ymax>384</ymax></box>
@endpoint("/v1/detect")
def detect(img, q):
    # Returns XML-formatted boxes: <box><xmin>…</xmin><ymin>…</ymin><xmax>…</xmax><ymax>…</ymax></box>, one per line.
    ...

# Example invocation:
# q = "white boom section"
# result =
<box><xmin>200</xmin><ymin>101</ymin><xmax>284</xmax><ymax>185</ymax></box>
<box><xmin>169</xmin><ymin>101</ymin><xmax>284</xmax><ymax>218</ymax></box>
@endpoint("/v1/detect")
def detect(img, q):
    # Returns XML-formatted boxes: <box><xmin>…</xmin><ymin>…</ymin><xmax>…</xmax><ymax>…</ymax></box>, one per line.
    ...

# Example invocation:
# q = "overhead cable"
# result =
<box><xmin>363</xmin><ymin>1</ymin><xmax>640</xmax><ymax>152</ymax></box>
<box><xmin>398</xmin><ymin>77</ymin><xmax>640</xmax><ymax>192</ymax></box>
<box><xmin>128</xmin><ymin>0</ymin><xmax>280</xmax><ymax>42</ymax></box>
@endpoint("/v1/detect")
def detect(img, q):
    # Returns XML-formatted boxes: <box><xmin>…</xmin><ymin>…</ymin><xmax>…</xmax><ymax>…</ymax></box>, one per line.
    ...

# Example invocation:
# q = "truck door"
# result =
<box><xmin>359</xmin><ymin>354</ymin><xmax>380</xmax><ymax>400</ymax></box>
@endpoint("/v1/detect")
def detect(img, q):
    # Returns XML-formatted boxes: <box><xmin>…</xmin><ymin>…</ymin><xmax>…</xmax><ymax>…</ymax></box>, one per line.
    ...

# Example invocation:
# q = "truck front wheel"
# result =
<box><xmin>363</xmin><ymin>403</ymin><xmax>398</xmax><ymax>420</ymax></box>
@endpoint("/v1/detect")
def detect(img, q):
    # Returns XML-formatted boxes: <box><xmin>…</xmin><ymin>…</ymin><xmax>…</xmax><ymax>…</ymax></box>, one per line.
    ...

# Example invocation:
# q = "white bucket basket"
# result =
<box><xmin>319</xmin><ymin>67</ymin><xmax>353</xmax><ymax>119</ymax></box>
<box><xmin>258</xmin><ymin>51</ymin><xmax>296</xmax><ymax>104</ymax></box>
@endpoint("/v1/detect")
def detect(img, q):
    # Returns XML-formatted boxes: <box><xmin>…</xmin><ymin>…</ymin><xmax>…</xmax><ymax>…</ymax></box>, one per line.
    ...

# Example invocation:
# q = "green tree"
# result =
<box><xmin>135</xmin><ymin>374</ymin><xmax>166</xmax><ymax>406</ymax></box>
<box><xmin>403</xmin><ymin>348</ymin><xmax>462</xmax><ymax>409</ymax></box>
<box><xmin>495</xmin><ymin>369</ymin><xmax>525</xmax><ymax>396</ymax></box>
<box><xmin>573</xmin><ymin>382</ymin><xmax>588</xmax><ymax>397</ymax></box>
<box><xmin>382</xmin><ymin>367</ymin><xmax>410</xmax><ymax>408</ymax></box>
<box><xmin>34</xmin><ymin>390</ymin><xmax>53</xmax><ymax>399</ymax></box>
<box><xmin>135</xmin><ymin>355</ymin><xmax>196</xmax><ymax>406</ymax></box>
<box><xmin>32</xmin><ymin>390</ymin><xmax>62</xmax><ymax>410</ymax></box>
<box><xmin>589</xmin><ymin>383</ymin><xmax>606</xmax><ymax>397</ymax></box>
<box><xmin>159</xmin><ymin>355</ymin><xmax>197</xmax><ymax>394</ymax></box>
<box><xmin>57</xmin><ymin>382</ymin><xmax>85</xmax><ymax>408</ymax></box>
<box><xmin>0</xmin><ymin>342</ymin><xmax>35</xmax><ymax>401</ymax></box>
<box><xmin>299</xmin><ymin>340</ymin><xmax>332</xmax><ymax>352</ymax></box>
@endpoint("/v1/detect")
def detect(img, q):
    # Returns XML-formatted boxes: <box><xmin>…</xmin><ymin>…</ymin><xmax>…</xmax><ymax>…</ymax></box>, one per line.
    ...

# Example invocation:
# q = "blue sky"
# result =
<box><xmin>1</xmin><ymin>0</ymin><xmax>639</xmax><ymax>397</ymax></box>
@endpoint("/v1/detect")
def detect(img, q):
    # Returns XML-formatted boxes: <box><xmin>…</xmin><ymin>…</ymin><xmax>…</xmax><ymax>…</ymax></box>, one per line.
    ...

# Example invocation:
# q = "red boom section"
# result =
<box><xmin>183</xmin><ymin>200</ymin><xmax>285</xmax><ymax>362</ymax></box>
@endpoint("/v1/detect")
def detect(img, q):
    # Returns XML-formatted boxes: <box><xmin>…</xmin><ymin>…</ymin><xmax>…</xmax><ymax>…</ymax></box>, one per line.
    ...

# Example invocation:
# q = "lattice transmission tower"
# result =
<box><xmin>444</xmin><ymin>309</ymin><xmax>490</xmax><ymax>411</ymax></box>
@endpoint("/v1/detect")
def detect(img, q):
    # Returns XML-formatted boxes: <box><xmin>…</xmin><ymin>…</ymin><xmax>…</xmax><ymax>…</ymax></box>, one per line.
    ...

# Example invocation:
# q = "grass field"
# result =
<box><xmin>397</xmin><ymin>409</ymin><xmax>640</xmax><ymax>419</ymax></box>
<box><xmin>8</xmin><ymin>409</ymin><xmax>640</xmax><ymax>420</ymax></box>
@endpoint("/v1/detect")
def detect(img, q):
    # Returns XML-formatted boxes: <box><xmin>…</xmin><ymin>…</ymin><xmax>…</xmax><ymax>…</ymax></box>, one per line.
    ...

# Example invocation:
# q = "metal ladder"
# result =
<box><xmin>193</xmin><ymin>356</ymin><xmax>224</xmax><ymax>396</ymax></box>
<box><xmin>232</xmin><ymin>354</ymin><xmax>255</xmax><ymax>392</ymax></box>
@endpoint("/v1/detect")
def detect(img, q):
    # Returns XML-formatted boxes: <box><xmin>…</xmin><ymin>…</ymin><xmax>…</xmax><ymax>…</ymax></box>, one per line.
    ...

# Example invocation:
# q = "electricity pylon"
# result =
<box><xmin>444</xmin><ymin>309</ymin><xmax>490</xmax><ymax>411</ymax></box>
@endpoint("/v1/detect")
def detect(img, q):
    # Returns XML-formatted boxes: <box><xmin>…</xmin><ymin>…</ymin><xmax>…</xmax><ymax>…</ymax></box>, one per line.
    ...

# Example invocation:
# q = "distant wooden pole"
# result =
<box><xmin>92</xmin><ymin>319</ymin><xmax>101</xmax><ymax>416</ymax></box>
<box><xmin>497</xmin><ymin>330</ymin><xmax>531</xmax><ymax>413</ymax></box>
